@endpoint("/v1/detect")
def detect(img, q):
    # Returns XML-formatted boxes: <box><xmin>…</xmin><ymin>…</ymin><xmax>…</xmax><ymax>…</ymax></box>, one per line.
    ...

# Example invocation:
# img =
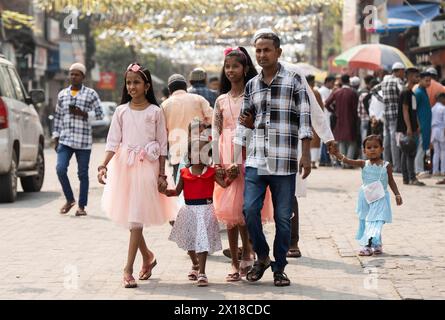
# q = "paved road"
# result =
<box><xmin>1</xmin><ymin>143</ymin><xmax>444</xmax><ymax>300</ymax></box>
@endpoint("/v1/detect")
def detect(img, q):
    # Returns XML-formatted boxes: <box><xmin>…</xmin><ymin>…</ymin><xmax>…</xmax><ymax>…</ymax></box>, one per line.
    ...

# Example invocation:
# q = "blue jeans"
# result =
<box><xmin>56</xmin><ymin>144</ymin><xmax>91</xmax><ymax>208</ymax></box>
<box><xmin>319</xmin><ymin>143</ymin><xmax>331</xmax><ymax>165</ymax></box>
<box><xmin>243</xmin><ymin>167</ymin><xmax>295</xmax><ymax>272</ymax></box>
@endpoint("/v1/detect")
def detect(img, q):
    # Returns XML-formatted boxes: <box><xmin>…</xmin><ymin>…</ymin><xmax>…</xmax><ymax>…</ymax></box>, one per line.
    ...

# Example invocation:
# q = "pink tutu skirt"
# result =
<box><xmin>213</xmin><ymin>168</ymin><xmax>274</xmax><ymax>228</ymax></box>
<box><xmin>101</xmin><ymin>146</ymin><xmax>177</xmax><ymax>229</ymax></box>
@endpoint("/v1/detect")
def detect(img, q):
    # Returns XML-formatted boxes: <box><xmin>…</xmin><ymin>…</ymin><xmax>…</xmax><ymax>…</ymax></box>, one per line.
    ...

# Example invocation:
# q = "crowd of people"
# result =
<box><xmin>51</xmin><ymin>28</ymin><xmax>444</xmax><ymax>290</ymax></box>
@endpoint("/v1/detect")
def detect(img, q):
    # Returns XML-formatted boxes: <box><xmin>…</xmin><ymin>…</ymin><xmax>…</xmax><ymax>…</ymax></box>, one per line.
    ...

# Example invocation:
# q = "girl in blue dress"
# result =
<box><xmin>333</xmin><ymin>135</ymin><xmax>403</xmax><ymax>256</ymax></box>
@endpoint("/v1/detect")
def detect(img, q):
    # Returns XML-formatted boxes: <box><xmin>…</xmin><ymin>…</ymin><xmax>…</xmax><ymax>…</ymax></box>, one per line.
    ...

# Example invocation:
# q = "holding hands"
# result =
<box><xmin>158</xmin><ymin>175</ymin><xmax>168</xmax><ymax>193</ymax></box>
<box><xmin>239</xmin><ymin>110</ymin><xmax>254</xmax><ymax>129</ymax></box>
<box><xmin>97</xmin><ymin>165</ymin><xmax>107</xmax><ymax>184</ymax></box>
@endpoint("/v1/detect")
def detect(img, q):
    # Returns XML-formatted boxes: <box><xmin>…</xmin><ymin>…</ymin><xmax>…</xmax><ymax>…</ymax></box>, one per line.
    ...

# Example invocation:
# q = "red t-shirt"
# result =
<box><xmin>180</xmin><ymin>166</ymin><xmax>215</xmax><ymax>200</ymax></box>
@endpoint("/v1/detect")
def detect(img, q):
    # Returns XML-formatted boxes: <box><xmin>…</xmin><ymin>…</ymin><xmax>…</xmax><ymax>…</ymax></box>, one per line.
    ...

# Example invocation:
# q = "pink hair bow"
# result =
<box><xmin>224</xmin><ymin>47</ymin><xmax>237</xmax><ymax>56</ymax></box>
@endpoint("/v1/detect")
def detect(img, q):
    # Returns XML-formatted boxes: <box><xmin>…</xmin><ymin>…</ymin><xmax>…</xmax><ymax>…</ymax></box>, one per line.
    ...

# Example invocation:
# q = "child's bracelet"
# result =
<box><xmin>395</xmin><ymin>194</ymin><xmax>401</xmax><ymax>198</ymax></box>
<box><xmin>97</xmin><ymin>165</ymin><xmax>107</xmax><ymax>172</ymax></box>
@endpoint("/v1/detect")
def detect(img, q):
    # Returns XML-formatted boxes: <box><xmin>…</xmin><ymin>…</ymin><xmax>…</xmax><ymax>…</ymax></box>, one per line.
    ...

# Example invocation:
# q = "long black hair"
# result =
<box><xmin>219</xmin><ymin>47</ymin><xmax>258</xmax><ymax>95</ymax></box>
<box><xmin>121</xmin><ymin>63</ymin><xmax>159</xmax><ymax>106</ymax></box>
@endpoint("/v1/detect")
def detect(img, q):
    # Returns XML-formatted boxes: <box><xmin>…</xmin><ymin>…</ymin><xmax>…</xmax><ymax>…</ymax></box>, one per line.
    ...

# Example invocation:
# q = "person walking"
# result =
<box><xmin>52</xmin><ymin>62</ymin><xmax>104</xmax><ymax>216</ymax></box>
<box><xmin>332</xmin><ymin>135</ymin><xmax>403</xmax><ymax>256</ymax></box>
<box><xmin>396</xmin><ymin>68</ymin><xmax>425</xmax><ymax>186</ymax></box>
<box><xmin>234</xmin><ymin>29</ymin><xmax>312</xmax><ymax>287</ymax></box>
<box><xmin>325</xmin><ymin>74</ymin><xmax>359</xmax><ymax>168</ymax></box>
<box><xmin>414</xmin><ymin>72</ymin><xmax>432</xmax><ymax>178</ymax></box>
<box><xmin>98</xmin><ymin>63</ymin><xmax>176</xmax><ymax>288</ymax></box>
<box><xmin>381</xmin><ymin>62</ymin><xmax>405</xmax><ymax>172</ymax></box>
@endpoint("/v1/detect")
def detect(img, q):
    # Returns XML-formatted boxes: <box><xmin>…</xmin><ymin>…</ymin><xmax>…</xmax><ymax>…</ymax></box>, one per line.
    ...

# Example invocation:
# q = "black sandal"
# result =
<box><xmin>246</xmin><ymin>259</ymin><xmax>270</xmax><ymax>282</ymax></box>
<box><xmin>273</xmin><ymin>271</ymin><xmax>290</xmax><ymax>287</ymax></box>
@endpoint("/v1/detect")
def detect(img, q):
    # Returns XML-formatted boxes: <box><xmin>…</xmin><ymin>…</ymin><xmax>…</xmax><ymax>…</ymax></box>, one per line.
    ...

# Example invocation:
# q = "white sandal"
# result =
<box><xmin>197</xmin><ymin>273</ymin><xmax>208</xmax><ymax>287</ymax></box>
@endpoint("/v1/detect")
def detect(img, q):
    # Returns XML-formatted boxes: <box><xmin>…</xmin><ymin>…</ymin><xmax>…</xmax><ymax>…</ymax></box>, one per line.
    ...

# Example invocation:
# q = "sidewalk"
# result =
<box><xmin>0</xmin><ymin>143</ymin><xmax>444</xmax><ymax>300</ymax></box>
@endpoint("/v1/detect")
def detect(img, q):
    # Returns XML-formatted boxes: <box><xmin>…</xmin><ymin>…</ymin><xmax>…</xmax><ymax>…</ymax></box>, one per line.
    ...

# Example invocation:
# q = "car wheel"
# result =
<box><xmin>0</xmin><ymin>149</ymin><xmax>18</xmax><ymax>203</ymax></box>
<box><xmin>21</xmin><ymin>144</ymin><xmax>45</xmax><ymax>192</ymax></box>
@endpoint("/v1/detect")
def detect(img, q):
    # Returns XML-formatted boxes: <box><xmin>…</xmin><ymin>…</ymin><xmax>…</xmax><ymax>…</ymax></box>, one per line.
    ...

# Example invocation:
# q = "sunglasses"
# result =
<box><xmin>126</xmin><ymin>63</ymin><xmax>149</xmax><ymax>81</ymax></box>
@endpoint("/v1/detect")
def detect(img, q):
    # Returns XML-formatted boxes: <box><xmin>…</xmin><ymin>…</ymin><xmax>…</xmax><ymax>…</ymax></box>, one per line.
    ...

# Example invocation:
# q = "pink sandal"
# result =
<box><xmin>197</xmin><ymin>274</ymin><xmax>208</xmax><ymax>287</ymax></box>
<box><xmin>373</xmin><ymin>245</ymin><xmax>383</xmax><ymax>255</ymax></box>
<box><xmin>188</xmin><ymin>265</ymin><xmax>199</xmax><ymax>281</ymax></box>
<box><xmin>123</xmin><ymin>274</ymin><xmax>137</xmax><ymax>288</ymax></box>
<box><xmin>239</xmin><ymin>259</ymin><xmax>254</xmax><ymax>277</ymax></box>
<box><xmin>358</xmin><ymin>247</ymin><xmax>373</xmax><ymax>256</ymax></box>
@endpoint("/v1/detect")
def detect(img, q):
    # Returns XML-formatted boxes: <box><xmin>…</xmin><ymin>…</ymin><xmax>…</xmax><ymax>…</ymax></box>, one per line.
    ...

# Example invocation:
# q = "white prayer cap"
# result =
<box><xmin>253</xmin><ymin>28</ymin><xmax>279</xmax><ymax>43</ymax></box>
<box><xmin>391</xmin><ymin>62</ymin><xmax>405</xmax><ymax>71</ymax></box>
<box><xmin>69</xmin><ymin>62</ymin><xmax>86</xmax><ymax>75</ymax></box>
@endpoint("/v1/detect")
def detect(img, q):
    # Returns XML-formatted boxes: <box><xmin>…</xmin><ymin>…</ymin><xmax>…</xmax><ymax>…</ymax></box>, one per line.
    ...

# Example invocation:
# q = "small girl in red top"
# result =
<box><xmin>165</xmin><ymin>123</ymin><xmax>236</xmax><ymax>286</ymax></box>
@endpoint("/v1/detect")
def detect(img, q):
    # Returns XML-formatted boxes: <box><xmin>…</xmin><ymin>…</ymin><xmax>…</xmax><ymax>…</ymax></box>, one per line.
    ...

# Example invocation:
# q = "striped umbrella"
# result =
<box><xmin>334</xmin><ymin>44</ymin><xmax>413</xmax><ymax>71</ymax></box>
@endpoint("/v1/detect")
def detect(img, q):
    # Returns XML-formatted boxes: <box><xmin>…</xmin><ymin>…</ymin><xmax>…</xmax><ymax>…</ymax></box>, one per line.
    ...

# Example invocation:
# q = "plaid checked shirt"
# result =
<box><xmin>188</xmin><ymin>84</ymin><xmax>217</xmax><ymax>108</ymax></box>
<box><xmin>52</xmin><ymin>85</ymin><xmax>103</xmax><ymax>150</ymax></box>
<box><xmin>381</xmin><ymin>75</ymin><xmax>404</xmax><ymax>122</ymax></box>
<box><xmin>234</xmin><ymin>63</ymin><xmax>313</xmax><ymax>175</ymax></box>
<box><xmin>358</xmin><ymin>89</ymin><xmax>370</xmax><ymax>121</ymax></box>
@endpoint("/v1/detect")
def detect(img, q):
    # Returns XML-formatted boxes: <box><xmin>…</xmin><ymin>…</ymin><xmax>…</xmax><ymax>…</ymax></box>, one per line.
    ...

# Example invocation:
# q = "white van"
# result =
<box><xmin>0</xmin><ymin>55</ymin><xmax>45</xmax><ymax>202</ymax></box>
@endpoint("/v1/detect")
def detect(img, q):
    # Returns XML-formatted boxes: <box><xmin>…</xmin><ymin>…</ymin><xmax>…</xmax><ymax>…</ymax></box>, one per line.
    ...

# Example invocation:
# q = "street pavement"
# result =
<box><xmin>1</xmin><ymin>142</ymin><xmax>444</xmax><ymax>300</ymax></box>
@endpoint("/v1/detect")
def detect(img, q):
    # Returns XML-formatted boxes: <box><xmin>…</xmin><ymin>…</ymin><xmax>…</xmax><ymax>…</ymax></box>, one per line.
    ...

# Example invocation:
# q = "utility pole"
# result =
<box><xmin>316</xmin><ymin>9</ymin><xmax>323</xmax><ymax>69</ymax></box>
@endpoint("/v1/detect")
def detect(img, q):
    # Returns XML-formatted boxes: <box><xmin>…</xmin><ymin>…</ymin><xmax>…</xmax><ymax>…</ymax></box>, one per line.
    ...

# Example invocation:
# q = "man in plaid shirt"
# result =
<box><xmin>233</xmin><ymin>29</ymin><xmax>312</xmax><ymax>287</ymax></box>
<box><xmin>52</xmin><ymin>63</ymin><xmax>103</xmax><ymax>216</ymax></box>
<box><xmin>380</xmin><ymin>62</ymin><xmax>405</xmax><ymax>172</ymax></box>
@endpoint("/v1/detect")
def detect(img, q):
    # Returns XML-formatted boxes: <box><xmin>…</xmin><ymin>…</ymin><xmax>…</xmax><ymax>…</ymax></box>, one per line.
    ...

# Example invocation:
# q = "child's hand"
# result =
<box><xmin>165</xmin><ymin>190</ymin><xmax>177</xmax><ymax>197</ymax></box>
<box><xmin>395</xmin><ymin>195</ymin><xmax>402</xmax><ymax>206</ymax></box>
<box><xmin>97</xmin><ymin>166</ymin><xmax>107</xmax><ymax>185</ymax></box>
<box><xmin>158</xmin><ymin>176</ymin><xmax>168</xmax><ymax>193</ymax></box>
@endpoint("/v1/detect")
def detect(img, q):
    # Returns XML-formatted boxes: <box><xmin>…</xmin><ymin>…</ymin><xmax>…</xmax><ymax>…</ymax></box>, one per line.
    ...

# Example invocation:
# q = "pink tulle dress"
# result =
<box><xmin>212</xmin><ymin>94</ymin><xmax>273</xmax><ymax>228</ymax></box>
<box><xmin>101</xmin><ymin>103</ymin><xmax>177</xmax><ymax>229</ymax></box>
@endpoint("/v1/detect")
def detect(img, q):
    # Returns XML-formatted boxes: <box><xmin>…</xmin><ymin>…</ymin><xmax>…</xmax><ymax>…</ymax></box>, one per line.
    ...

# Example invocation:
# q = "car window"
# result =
<box><xmin>7</xmin><ymin>67</ymin><xmax>26</xmax><ymax>102</ymax></box>
<box><xmin>0</xmin><ymin>66</ymin><xmax>17</xmax><ymax>99</ymax></box>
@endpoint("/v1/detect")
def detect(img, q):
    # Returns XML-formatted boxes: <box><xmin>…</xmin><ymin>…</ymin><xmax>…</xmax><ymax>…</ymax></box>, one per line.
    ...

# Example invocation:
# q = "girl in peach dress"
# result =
<box><xmin>213</xmin><ymin>47</ymin><xmax>273</xmax><ymax>281</ymax></box>
<box><xmin>98</xmin><ymin>63</ymin><xmax>176</xmax><ymax>288</ymax></box>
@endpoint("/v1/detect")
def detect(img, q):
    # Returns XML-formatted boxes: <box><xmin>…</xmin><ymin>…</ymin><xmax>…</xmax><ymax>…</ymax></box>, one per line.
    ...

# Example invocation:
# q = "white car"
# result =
<box><xmin>91</xmin><ymin>101</ymin><xmax>117</xmax><ymax>137</ymax></box>
<box><xmin>0</xmin><ymin>55</ymin><xmax>45</xmax><ymax>202</ymax></box>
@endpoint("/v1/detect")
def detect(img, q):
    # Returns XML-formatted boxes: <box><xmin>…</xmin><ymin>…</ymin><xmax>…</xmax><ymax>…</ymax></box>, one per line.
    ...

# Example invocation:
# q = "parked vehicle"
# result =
<box><xmin>0</xmin><ymin>55</ymin><xmax>45</xmax><ymax>202</ymax></box>
<box><xmin>91</xmin><ymin>101</ymin><xmax>117</xmax><ymax>137</ymax></box>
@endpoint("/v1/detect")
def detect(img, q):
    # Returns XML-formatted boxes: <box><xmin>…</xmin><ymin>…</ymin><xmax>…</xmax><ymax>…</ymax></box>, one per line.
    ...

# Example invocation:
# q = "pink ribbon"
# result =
<box><xmin>126</xmin><ymin>142</ymin><xmax>160</xmax><ymax>166</ymax></box>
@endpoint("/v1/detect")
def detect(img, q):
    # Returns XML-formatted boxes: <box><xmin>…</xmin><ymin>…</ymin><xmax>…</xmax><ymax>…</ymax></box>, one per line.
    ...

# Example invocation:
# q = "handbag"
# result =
<box><xmin>362</xmin><ymin>163</ymin><xmax>386</xmax><ymax>204</ymax></box>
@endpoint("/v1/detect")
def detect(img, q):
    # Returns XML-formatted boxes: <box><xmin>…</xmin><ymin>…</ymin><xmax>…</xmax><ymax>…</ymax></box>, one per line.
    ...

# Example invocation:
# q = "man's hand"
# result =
<box><xmin>239</xmin><ymin>111</ymin><xmax>254</xmax><ymax>129</ymax></box>
<box><xmin>299</xmin><ymin>153</ymin><xmax>311</xmax><ymax>179</ymax></box>
<box><xmin>70</xmin><ymin>106</ymin><xmax>88</xmax><ymax>120</ymax></box>
<box><xmin>53</xmin><ymin>137</ymin><xmax>59</xmax><ymax>152</ymax></box>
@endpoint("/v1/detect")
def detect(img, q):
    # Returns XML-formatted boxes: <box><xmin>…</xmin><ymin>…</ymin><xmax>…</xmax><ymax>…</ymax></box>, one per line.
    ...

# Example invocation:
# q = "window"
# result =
<box><xmin>7</xmin><ymin>67</ymin><xmax>26</xmax><ymax>102</ymax></box>
<box><xmin>0</xmin><ymin>66</ymin><xmax>17</xmax><ymax>100</ymax></box>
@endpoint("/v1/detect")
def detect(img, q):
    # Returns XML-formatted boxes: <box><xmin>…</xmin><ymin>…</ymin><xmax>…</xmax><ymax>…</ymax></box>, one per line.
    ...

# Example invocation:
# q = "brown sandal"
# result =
<box><xmin>60</xmin><ymin>201</ymin><xmax>76</xmax><ymax>214</ymax></box>
<box><xmin>75</xmin><ymin>208</ymin><xmax>87</xmax><ymax>216</ymax></box>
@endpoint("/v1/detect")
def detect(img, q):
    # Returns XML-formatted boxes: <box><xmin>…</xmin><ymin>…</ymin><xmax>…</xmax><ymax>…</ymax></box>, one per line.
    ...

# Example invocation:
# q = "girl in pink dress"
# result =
<box><xmin>98</xmin><ymin>63</ymin><xmax>176</xmax><ymax>288</ymax></box>
<box><xmin>213</xmin><ymin>47</ymin><xmax>273</xmax><ymax>281</ymax></box>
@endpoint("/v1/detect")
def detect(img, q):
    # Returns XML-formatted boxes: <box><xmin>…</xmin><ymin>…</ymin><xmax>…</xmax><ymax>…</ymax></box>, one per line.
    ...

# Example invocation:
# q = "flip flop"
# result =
<box><xmin>225</xmin><ymin>272</ymin><xmax>241</xmax><ymax>282</ymax></box>
<box><xmin>123</xmin><ymin>274</ymin><xmax>137</xmax><ymax>288</ymax></box>
<box><xmin>139</xmin><ymin>259</ymin><xmax>157</xmax><ymax>280</ymax></box>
